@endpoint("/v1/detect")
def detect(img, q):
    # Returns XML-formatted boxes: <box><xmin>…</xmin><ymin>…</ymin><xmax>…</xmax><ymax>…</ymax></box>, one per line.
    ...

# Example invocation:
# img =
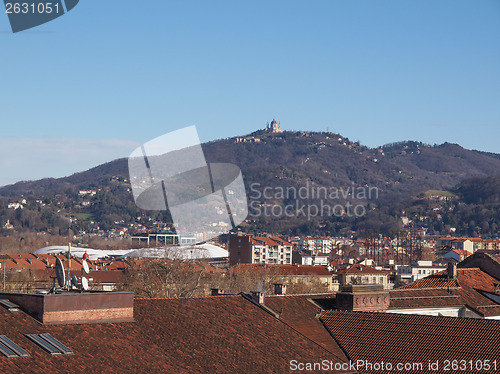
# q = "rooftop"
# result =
<box><xmin>392</xmin><ymin>268</ymin><xmax>500</xmax><ymax>317</ymax></box>
<box><xmin>321</xmin><ymin>311</ymin><xmax>500</xmax><ymax>374</ymax></box>
<box><xmin>0</xmin><ymin>294</ymin><xmax>349</xmax><ymax>374</ymax></box>
<box><xmin>336</xmin><ymin>264</ymin><xmax>387</xmax><ymax>275</ymax></box>
<box><xmin>231</xmin><ymin>263</ymin><xmax>332</xmax><ymax>276</ymax></box>
<box><xmin>264</xmin><ymin>294</ymin><xmax>346</xmax><ymax>360</ymax></box>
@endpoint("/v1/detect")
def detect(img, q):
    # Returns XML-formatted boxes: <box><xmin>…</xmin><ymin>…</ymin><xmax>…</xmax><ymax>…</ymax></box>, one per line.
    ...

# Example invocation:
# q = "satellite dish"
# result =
<box><xmin>71</xmin><ymin>273</ymin><xmax>78</xmax><ymax>288</ymax></box>
<box><xmin>82</xmin><ymin>260</ymin><xmax>89</xmax><ymax>274</ymax></box>
<box><xmin>55</xmin><ymin>258</ymin><xmax>66</xmax><ymax>288</ymax></box>
<box><xmin>81</xmin><ymin>276</ymin><xmax>89</xmax><ymax>291</ymax></box>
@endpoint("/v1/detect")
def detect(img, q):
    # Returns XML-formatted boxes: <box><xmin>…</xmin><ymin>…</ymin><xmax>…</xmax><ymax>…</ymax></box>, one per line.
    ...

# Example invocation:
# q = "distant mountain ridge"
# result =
<box><xmin>1</xmin><ymin>130</ymin><xmax>500</xmax><ymax>236</ymax></box>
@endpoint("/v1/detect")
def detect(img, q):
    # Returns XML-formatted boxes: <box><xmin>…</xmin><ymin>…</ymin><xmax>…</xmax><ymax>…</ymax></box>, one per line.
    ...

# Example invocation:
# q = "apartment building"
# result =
<box><xmin>228</xmin><ymin>235</ymin><xmax>292</xmax><ymax>265</ymax></box>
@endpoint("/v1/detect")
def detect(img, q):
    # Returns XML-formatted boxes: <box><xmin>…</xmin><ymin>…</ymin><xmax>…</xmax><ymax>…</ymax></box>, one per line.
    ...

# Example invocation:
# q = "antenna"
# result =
<box><xmin>67</xmin><ymin>210</ymin><xmax>72</xmax><ymax>291</ymax></box>
<box><xmin>81</xmin><ymin>277</ymin><xmax>89</xmax><ymax>291</ymax></box>
<box><xmin>82</xmin><ymin>260</ymin><xmax>89</xmax><ymax>274</ymax></box>
<box><xmin>71</xmin><ymin>273</ymin><xmax>78</xmax><ymax>289</ymax></box>
<box><xmin>79</xmin><ymin>259</ymin><xmax>90</xmax><ymax>292</ymax></box>
<box><xmin>55</xmin><ymin>258</ymin><xmax>66</xmax><ymax>288</ymax></box>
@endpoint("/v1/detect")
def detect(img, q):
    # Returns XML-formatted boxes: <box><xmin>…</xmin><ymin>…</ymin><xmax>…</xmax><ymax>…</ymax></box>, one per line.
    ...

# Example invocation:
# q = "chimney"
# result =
<box><xmin>211</xmin><ymin>288</ymin><xmax>225</xmax><ymax>296</ymax></box>
<box><xmin>336</xmin><ymin>284</ymin><xmax>390</xmax><ymax>312</ymax></box>
<box><xmin>0</xmin><ymin>292</ymin><xmax>134</xmax><ymax>325</ymax></box>
<box><xmin>447</xmin><ymin>261</ymin><xmax>457</xmax><ymax>279</ymax></box>
<box><xmin>274</xmin><ymin>283</ymin><xmax>287</xmax><ymax>295</ymax></box>
<box><xmin>251</xmin><ymin>291</ymin><xmax>265</xmax><ymax>304</ymax></box>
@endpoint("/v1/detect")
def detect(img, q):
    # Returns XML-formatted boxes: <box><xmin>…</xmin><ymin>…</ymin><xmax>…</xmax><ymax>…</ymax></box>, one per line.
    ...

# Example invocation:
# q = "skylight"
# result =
<box><xmin>0</xmin><ymin>299</ymin><xmax>20</xmax><ymax>312</ymax></box>
<box><xmin>0</xmin><ymin>335</ymin><xmax>30</xmax><ymax>358</ymax></box>
<box><xmin>25</xmin><ymin>333</ymin><xmax>73</xmax><ymax>356</ymax></box>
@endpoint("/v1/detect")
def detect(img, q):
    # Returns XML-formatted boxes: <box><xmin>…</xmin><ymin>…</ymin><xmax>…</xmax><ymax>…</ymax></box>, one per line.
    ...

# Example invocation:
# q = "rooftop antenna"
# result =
<box><xmin>82</xmin><ymin>259</ymin><xmax>89</xmax><ymax>275</ymax></box>
<box><xmin>81</xmin><ymin>276</ymin><xmax>89</xmax><ymax>291</ymax></box>
<box><xmin>71</xmin><ymin>273</ymin><xmax>78</xmax><ymax>289</ymax></box>
<box><xmin>55</xmin><ymin>257</ymin><xmax>66</xmax><ymax>290</ymax></box>
<box><xmin>81</xmin><ymin>258</ymin><xmax>90</xmax><ymax>292</ymax></box>
<box><xmin>67</xmin><ymin>210</ymin><xmax>72</xmax><ymax>291</ymax></box>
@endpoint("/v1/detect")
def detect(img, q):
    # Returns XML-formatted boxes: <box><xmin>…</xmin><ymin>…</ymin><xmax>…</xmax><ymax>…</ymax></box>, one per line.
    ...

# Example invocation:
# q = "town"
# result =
<box><xmin>0</xmin><ymin>228</ymin><xmax>498</xmax><ymax>373</ymax></box>
<box><xmin>1</xmin><ymin>121</ymin><xmax>500</xmax><ymax>372</ymax></box>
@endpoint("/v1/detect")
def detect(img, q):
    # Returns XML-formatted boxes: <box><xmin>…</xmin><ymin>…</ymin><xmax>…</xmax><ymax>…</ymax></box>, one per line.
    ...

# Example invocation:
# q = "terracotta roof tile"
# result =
<box><xmin>392</xmin><ymin>269</ymin><xmax>500</xmax><ymax>317</ymax></box>
<box><xmin>336</xmin><ymin>264</ymin><xmax>387</xmax><ymax>275</ymax></box>
<box><xmin>231</xmin><ymin>263</ymin><xmax>332</xmax><ymax>276</ymax></box>
<box><xmin>0</xmin><ymin>294</ymin><xmax>351</xmax><ymax>373</ymax></box>
<box><xmin>264</xmin><ymin>294</ymin><xmax>347</xmax><ymax>361</ymax></box>
<box><xmin>321</xmin><ymin>311</ymin><xmax>500</xmax><ymax>374</ymax></box>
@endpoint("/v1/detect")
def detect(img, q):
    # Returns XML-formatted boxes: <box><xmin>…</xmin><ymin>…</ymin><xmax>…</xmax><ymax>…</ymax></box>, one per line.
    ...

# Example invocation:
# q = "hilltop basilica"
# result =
<box><xmin>264</xmin><ymin>118</ymin><xmax>282</xmax><ymax>133</ymax></box>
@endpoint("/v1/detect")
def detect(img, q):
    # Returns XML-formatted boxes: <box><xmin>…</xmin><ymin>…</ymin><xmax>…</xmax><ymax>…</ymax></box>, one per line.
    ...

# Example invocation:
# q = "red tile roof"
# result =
<box><xmin>321</xmin><ymin>311</ymin><xmax>500</xmax><ymax>374</ymax></box>
<box><xmin>392</xmin><ymin>268</ymin><xmax>500</xmax><ymax>317</ymax></box>
<box><xmin>274</xmin><ymin>264</ymin><xmax>332</xmax><ymax>276</ymax></box>
<box><xmin>250</xmin><ymin>236</ymin><xmax>292</xmax><ymax>246</ymax></box>
<box><xmin>389</xmin><ymin>288</ymin><xmax>465</xmax><ymax>309</ymax></box>
<box><xmin>0</xmin><ymin>254</ymin><xmax>130</xmax><ymax>272</ymax></box>
<box><xmin>231</xmin><ymin>263</ymin><xmax>332</xmax><ymax>276</ymax></box>
<box><xmin>88</xmin><ymin>270</ymin><xmax>124</xmax><ymax>284</ymax></box>
<box><xmin>336</xmin><ymin>264</ymin><xmax>387</xmax><ymax>275</ymax></box>
<box><xmin>0</xmin><ymin>294</ymin><xmax>350</xmax><ymax>373</ymax></box>
<box><xmin>450</xmin><ymin>249</ymin><xmax>472</xmax><ymax>256</ymax></box>
<box><xmin>264</xmin><ymin>294</ymin><xmax>346</xmax><ymax>361</ymax></box>
<box><xmin>398</xmin><ymin>270</ymin><xmax>460</xmax><ymax>289</ymax></box>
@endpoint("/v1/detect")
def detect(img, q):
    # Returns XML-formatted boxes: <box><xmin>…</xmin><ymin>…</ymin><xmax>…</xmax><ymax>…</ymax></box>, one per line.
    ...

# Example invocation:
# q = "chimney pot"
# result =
<box><xmin>211</xmin><ymin>288</ymin><xmax>224</xmax><ymax>296</ymax></box>
<box><xmin>447</xmin><ymin>261</ymin><xmax>457</xmax><ymax>279</ymax></box>
<box><xmin>274</xmin><ymin>283</ymin><xmax>286</xmax><ymax>295</ymax></box>
<box><xmin>251</xmin><ymin>291</ymin><xmax>265</xmax><ymax>304</ymax></box>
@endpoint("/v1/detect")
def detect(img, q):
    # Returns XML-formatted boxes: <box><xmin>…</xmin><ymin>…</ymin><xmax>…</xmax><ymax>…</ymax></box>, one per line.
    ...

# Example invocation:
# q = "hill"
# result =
<box><xmin>1</xmin><ymin>130</ymin><xmax>500</xmax><ymax>238</ymax></box>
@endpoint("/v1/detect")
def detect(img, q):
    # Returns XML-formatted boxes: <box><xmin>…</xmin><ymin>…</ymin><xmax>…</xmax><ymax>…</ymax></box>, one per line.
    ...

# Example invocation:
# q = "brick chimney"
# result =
<box><xmin>274</xmin><ymin>283</ymin><xmax>287</xmax><ymax>295</ymax></box>
<box><xmin>251</xmin><ymin>291</ymin><xmax>265</xmax><ymax>304</ymax></box>
<box><xmin>336</xmin><ymin>284</ymin><xmax>390</xmax><ymax>312</ymax></box>
<box><xmin>447</xmin><ymin>261</ymin><xmax>457</xmax><ymax>280</ymax></box>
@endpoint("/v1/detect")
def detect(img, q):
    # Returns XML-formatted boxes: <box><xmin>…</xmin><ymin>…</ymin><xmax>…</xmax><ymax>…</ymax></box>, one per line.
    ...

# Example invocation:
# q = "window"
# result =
<box><xmin>25</xmin><ymin>334</ymin><xmax>73</xmax><ymax>356</ymax></box>
<box><xmin>0</xmin><ymin>335</ymin><xmax>30</xmax><ymax>358</ymax></box>
<box><xmin>0</xmin><ymin>299</ymin><xmax>20</xmax><ymax>312</ymax></box>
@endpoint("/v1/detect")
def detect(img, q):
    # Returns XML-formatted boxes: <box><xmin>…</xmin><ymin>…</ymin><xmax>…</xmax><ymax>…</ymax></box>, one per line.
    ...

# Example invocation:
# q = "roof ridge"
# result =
<box><xmin>135</xmin><ymin>294</ymin><xmax>241</xmax><ymax>300</ymax></box>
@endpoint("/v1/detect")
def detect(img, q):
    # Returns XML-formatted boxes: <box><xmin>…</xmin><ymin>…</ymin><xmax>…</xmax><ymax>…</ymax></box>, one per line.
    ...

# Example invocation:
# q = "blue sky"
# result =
<box><xmin>0</xmin><ymin>0</ymin><xmax>499</xmax><ymax>186</ymax></box>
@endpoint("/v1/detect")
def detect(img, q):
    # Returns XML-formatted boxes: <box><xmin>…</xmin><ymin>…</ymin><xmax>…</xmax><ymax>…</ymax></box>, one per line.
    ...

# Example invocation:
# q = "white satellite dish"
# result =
<box><xmin>81</xmin><ymin>276</ymin><xmax>89</xmax><ymax>291</ymax></box>
<box><xmin>82</xmin><ymin>260</ymin><xmax>89</xmax><ymax>274</ymax></box>
<box><xmin>71</xmin><ymin>273</ymin><xmax>78</xmax><ymax>288</ymax></box>
<box><xmin>55</xmin><ymin>258</ymin><xmax>66</xmax><ymax>288</ymax></box>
